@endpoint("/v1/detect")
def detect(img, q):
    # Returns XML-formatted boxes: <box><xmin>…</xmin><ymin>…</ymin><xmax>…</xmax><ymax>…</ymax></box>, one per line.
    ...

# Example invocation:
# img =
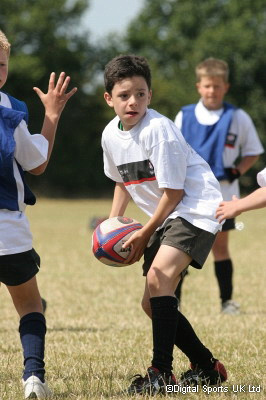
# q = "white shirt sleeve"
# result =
<box><xmin>149</xmin><ymin>140</ymin><xmax>187</xmax><ymax>189</ymax></box>
<box><xmin>102</xmin><ymin>135</ymin><xmax>123</xmax><ymax>183</ymax></box>
<box><xmin>14</xmin><ymin>120</ymin><xmax>48</xmax><ymax>171</ymax></box>
<box><xmin>146</xmin><ymin>120</ymin><xmax>187</xmax><ymax>189</ymax></box>
<box><xmin>174</xmin><ymin>111</ymin><xmax>183</xmax><ymax>130</ymax></box>
<box><xmin>233</xmin><ymin>109</ymin><xmax>264</xmax><ymax>157</ymax></box>
<box><xmin>257</xmin><ymin>167</ymin><xmax>266</xmax><ymax>187</ymax></box>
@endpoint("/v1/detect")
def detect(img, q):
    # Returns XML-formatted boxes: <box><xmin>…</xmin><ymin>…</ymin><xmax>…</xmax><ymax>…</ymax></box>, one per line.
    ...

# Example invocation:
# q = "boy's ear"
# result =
<box><xmin>224</xmin><ymin>82</ymin><xmax>230</xmax><ymax>93</ymax></box>
<box><xmin>104</xmin><ymin>92</ymin><xmax>113</xmax><ymax>107</ymax></box>
<box><xmin>196</xmin><ymin>82</ymin><xmax>201</xmax><ymax>93</ymax></box>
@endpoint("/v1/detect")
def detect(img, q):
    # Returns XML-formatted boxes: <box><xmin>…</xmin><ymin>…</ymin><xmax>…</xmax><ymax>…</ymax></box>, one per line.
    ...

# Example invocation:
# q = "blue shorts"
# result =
<box><xmin>142</xmin><ymin>217</ymin><xmax>216</xmax><ymax>276</ymax></box>
<box><xmin>0</xmin><ymin>249</ymin><xmax>40</xmax><ymax>286</ymax></box>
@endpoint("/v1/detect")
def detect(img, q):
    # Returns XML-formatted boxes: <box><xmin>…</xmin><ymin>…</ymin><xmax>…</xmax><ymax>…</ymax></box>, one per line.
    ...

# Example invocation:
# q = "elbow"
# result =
<box><xmin>29</xmin><ymin>164</ymin><xmax>47</xmax><ymax>175</ymax></box>
<box><xmin>250</xmin><ymin>155</ymin><xmax>260</xmax><ymax>164</ymax></box>
<box><xmin>30</xmin><ymin>170</ymin><xmax>44</xmax><ymax>176</ymax></box>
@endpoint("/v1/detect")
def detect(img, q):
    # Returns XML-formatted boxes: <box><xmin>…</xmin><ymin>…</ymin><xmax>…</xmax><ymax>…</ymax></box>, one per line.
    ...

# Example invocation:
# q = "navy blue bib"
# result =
<box><xmin>181</xmin><ymin>103</ymin><xmax>236</xmax><ymax>180</ymax></box>
<box><xmin>6</xmin><ymin>93</ymin><xmax>29</xmax><ymax>124</ymax></box>
<box><xmin>0</xmin><ymin>106</ymin><xmax>36</xmax><ymax>211</ymax></box>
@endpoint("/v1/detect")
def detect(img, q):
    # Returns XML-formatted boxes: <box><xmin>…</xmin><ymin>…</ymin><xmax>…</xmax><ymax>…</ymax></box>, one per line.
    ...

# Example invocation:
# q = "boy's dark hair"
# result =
<box><xmin>104</xmin><ymin>55</ymin><xmax>151</xmax><ymax>94</ymax></box>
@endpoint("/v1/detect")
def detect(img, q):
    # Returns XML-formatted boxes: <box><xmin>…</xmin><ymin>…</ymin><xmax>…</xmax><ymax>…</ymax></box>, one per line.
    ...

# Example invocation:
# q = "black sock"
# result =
<box><xmin>150</xmin><ymin>296</ymin><xmax>178</xmax><ymax>375</ymax></box>
<box><xmin>214</xmin><ymin>259</ymin><xmax>233</xmax><ymax>303</ymax></box>
<box><xmin>175</xmin><ymin>281</ymin><xmax>182</xmax><ymax>303</ymax></box>
<box><xmin>174</xmin><ymin>311</ymin><xmax>215</xmax><ymax>370</ymax></box>
<box><xmin>19</xmin><ymin>312</ymin><xmax>46</xmax><ymax>382</ymax></box>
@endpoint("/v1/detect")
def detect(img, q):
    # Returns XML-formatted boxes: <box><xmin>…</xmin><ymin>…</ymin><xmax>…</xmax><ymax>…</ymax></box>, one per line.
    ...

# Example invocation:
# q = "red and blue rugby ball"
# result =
<box><xmin>92</xmin><ymin>216</ymin><xmax>143</xmax><ymax>267</ymax></box>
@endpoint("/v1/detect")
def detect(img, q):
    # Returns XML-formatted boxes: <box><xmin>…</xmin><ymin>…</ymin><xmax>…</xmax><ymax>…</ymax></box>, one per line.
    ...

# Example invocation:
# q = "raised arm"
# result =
<box><xmin>29</xmin><ymin>72</ymin><xmax>77</xmax><ymax>175</ymax></box>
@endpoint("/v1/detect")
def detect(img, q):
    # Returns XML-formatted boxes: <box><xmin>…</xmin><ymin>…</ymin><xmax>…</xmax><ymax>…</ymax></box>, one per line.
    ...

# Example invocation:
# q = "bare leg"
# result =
<box><xmin>147</xmin><ymin>244</ymin><xmax>191</xmax><ymax>297</ymax></box>
<box><xmin>7</xmin><ymin>276</ymin><xmax>43</xmax><ymax>318</ymax></box>
<box><xmin>212</xmin><ymin>231</ymin><xmax>230</xmax><ymax>261</ymax></box>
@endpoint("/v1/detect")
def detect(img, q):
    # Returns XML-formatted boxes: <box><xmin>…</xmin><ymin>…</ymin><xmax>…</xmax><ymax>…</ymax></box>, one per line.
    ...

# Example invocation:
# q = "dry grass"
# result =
<box><xmin>0</xmin><ymin>199</ymin><xmax>265</xmax><ymax>399</ymax></box>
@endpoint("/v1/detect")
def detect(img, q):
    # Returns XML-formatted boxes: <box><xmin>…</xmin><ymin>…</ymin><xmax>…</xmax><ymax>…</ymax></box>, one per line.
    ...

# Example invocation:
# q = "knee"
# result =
<box><xmin>147</xmin><ymin>268</ymin><xmax>159</xmax><ymax>294</ymax></box>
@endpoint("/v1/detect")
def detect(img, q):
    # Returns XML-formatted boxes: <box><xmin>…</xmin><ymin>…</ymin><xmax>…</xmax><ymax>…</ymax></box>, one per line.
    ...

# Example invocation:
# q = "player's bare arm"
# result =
<box><xmin>109</xmin><ymin>182</ymin><xmax>131</xmax><ymax>218</ymax></box>
<box><xmin>216</xmin><ymin>188</ymin><xmax>266</xmax><ymax>222</ymax></box>
<box><xmin>29</xmin><ymin>72</ymin><xmax>77</xmax><ymax>175</ymax></box>
<box><xmin>124</xmin><ymin>188</ymin><xmax>184</xmax><ymax>264</ymax></box>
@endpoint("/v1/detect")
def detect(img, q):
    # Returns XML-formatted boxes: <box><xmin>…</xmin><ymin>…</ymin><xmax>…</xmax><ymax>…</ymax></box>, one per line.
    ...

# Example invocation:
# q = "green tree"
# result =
<box><xmin>1</xmin><ymin>0</ymin><xmax>112</xmax><ymax>195</ymax></box>
<box><xmin>125</xmin><ymin>0</ymin><xmax>266</xmax><ymax>189</ymax></box>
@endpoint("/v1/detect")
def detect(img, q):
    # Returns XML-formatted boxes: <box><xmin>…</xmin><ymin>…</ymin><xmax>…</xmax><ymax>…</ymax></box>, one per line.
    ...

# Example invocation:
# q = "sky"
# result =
<box><xmin>82</xmin><ymin>0</ymin><xmax>145</xmax><ymax>42</ymax></box>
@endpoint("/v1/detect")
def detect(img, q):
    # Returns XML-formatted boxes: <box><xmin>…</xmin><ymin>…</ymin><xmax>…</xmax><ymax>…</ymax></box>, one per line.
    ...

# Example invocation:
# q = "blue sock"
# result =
<box><xmin>19</xmin><ymin>312</ymin><xmax>46</xmax><ymax>382</ymax></box>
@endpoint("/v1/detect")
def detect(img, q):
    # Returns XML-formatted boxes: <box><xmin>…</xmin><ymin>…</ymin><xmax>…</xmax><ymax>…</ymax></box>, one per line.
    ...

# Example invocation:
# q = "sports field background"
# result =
<box><xmin>0</xmin><ymin>199</ymin><xmax>265</xmax><ymax>399</ymax></box>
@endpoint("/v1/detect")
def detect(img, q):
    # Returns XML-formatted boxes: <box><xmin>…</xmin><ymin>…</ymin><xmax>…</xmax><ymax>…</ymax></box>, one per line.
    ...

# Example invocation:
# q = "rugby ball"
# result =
<box><xmin>92</xmin><ymin>216</ymin><xmax>143</xmax><ymax>267</ymax></box>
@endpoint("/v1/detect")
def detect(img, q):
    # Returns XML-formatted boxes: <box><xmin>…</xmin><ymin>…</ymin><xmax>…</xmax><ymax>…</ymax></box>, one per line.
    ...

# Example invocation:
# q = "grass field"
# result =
<box><xmin>0</xmin><ymin>198</ymin><xmax>265</xmax><ymax>399</ymax></box>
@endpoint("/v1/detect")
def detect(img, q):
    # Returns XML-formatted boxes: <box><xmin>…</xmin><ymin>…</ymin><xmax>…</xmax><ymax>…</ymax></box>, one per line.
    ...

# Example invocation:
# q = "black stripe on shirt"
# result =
<box><xmin>117</xmin><ymin>160</ymin><xmax>156</xmax><ymax>186</ymax></box>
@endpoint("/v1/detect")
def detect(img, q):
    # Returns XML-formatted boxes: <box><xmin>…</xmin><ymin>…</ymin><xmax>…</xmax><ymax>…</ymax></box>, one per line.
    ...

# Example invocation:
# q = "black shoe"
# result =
<box><xmin>180</xmin><ymin>360</ymin><xmax>227</xmax><ymax>386</ymax></box>
<box><xmin>127</xmin><ymin>366</ymin><xmax>176</xmax><ymax>395</ymax></box>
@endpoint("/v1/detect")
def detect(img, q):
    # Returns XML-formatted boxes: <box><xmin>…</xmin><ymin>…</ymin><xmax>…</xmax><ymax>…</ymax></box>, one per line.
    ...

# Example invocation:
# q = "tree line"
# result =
<box><xmin>1</xmin><ymin>0</ymin><xmax>266</xmax><ymax>197</ymax></box>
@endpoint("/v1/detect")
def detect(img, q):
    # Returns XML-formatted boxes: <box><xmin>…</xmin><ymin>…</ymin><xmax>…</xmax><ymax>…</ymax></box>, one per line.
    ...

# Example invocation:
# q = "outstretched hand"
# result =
<box><xmin>215</xmin><ymin>195</ymin><xmax>240</xmax><ymax>223</ymax></box>
<box><xmin>33</xmin><ymin>72</ymin><xmax>77</xmax><ymax>117</ymax></box>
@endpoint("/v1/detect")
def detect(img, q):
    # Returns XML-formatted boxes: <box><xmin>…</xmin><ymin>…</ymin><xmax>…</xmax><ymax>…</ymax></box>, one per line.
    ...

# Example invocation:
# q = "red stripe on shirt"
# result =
<box><xmin>124</xmin><ymin>176</ymin><xmax>157</xmax><ymax>186</ymax></box>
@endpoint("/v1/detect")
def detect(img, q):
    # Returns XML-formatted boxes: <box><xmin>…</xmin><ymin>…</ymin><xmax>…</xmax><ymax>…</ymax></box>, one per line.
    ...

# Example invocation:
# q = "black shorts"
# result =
<box><xmin>142</xmin><ymin>217</ymin><xmax>216</xmax><ymax>276</ymax></box>
<box><xmin>0</xmin><ymin>249</ymin><xmax>40</xmax><ymax>286</ymax></box>
<box><xmin>222</xmin><ymin>218</ymin><xmax>235</xmax><ymax>231</ymax></box>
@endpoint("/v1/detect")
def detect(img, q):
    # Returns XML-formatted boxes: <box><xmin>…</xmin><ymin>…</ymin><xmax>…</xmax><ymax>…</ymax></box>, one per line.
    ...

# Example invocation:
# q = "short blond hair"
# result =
<box><xmin>195</xmin><ymin>58</ymin><xmax>229</xmax><ymax>83</ymax></box>
<box><xmin>0</xmin><ymin>30</ymin><xmax>11</xmax><ymax>56</ymax></box>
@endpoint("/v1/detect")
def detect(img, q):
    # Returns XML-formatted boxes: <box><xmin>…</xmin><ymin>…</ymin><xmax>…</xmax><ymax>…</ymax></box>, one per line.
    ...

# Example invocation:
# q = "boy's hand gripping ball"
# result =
<box><xmin>92</xmin><ymin>216</ymin><xmax>143</xmax><ymax>267</ymax></box>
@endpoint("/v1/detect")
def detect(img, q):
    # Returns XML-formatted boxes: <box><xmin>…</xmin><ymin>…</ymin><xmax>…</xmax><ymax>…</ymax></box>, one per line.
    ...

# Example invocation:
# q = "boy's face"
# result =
<box><xmin>104</xmin><ymin>76</ymin><xmax>152</xmax><ymax>131</ymax></box>
<box><xmin>0</xmin><ymin>48</ymin><xmax>9</xmax><ymax>90</ymax></box>
<box><xmin>196</xmin><ymin>76</ymin><xmax>229</xmax><ymax>110</ymax></box>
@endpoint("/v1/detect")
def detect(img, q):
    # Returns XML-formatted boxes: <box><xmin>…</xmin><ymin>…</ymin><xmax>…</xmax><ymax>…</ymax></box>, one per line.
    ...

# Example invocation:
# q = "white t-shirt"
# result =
<box><xmin>102</xmin><ymin>108</ymin><xmax>223</xmax><ymax>234</ymax></box>
<box><xmin>0</xmin><ymin>92</ymin><xmax>48</xmax><ymax>255</ymax></box>
<box><xmin>175</xmin><ymin>100</ymin><xmax>264</xmax><ymax>200</ymax></box>
<box><xmin>257</xmin><ymin>167</ymin><xmax>266</xmax><ymax>187</ymax></box>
